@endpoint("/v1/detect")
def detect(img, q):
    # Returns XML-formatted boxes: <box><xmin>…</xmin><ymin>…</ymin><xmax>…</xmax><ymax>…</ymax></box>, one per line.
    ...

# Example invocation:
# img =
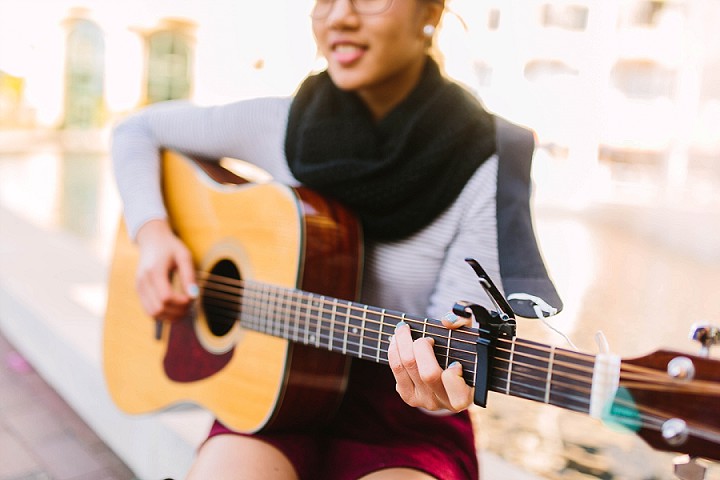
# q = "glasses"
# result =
<box><xmin>311</xmin><ymin>0</ymin><xmax>394</xmax><ymax>19</ymax></box>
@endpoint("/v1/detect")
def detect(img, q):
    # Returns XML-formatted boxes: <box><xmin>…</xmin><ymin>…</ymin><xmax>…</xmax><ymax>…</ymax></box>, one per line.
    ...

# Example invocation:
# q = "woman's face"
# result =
<box><xmin>312</xmin><ymin>0</ymin><xmax>442</xmax><ymax>116</ymax></box>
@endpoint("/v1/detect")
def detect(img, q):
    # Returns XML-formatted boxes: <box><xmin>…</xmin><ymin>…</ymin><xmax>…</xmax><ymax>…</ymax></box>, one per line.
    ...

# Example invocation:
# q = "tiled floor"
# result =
<box><xmin>0</xmin><ymin>332</ymin><xmax>135</xmax><ymax>480</ymax></box>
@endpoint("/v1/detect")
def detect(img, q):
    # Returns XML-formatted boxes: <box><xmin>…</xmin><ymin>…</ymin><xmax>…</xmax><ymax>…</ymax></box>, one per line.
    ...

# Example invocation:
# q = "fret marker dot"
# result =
<box><xmin>352</xmin><ymin>327</ymin><xmax>359</xmax><ymax>335</ymax></box>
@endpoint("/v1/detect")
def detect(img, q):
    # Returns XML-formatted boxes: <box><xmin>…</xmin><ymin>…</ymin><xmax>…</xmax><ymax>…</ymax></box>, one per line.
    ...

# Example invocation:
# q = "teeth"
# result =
<box><xmin>335</xmin><ymin>44</ymin><xmax>360</xmax><ymax>52</ymax></box>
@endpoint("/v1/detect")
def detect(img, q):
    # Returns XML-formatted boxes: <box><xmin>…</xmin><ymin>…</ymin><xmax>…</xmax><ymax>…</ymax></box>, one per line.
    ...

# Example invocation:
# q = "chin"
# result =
<box><xmin>326</xmin><ymin>71</ymin><xmax>365</xmax><ymax>92</ymax></box>
<box><xmin>330</xmin><ymin>74</ymin><xmax>362</xmax><ymax>92</ymax></box>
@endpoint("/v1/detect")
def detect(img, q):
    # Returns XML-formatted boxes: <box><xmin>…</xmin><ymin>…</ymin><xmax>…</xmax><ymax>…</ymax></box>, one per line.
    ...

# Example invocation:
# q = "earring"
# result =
<box><xmin>423</xmin><ymin>24</ymin><xmax>435</xmax><ymax>38</ymax></box>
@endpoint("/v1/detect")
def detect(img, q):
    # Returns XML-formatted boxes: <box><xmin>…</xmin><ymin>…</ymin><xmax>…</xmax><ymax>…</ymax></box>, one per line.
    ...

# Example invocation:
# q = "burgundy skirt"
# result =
<box><xmin>208</xmin><ymin>360</ymin><xmax>479</xmax><ymax>480</ymax></box>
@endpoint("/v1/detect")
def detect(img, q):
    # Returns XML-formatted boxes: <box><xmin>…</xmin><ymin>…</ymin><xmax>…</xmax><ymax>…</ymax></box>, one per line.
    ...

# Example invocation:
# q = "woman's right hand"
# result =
<box><xmin>135</xmin><ymin>219</ymin><xmax>198</xmax><ymax>322</ymax></box>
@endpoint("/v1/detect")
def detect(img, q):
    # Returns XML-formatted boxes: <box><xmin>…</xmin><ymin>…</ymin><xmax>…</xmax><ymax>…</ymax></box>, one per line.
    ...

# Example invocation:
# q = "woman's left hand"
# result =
<box><xmin>388</xmin><ymin>314</ymin><xmax>474</xmax><ymax>412</ymax></box>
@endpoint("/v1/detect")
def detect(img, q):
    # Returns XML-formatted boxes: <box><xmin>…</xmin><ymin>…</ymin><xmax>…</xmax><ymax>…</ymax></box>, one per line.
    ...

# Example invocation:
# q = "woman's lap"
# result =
<box><xmin>206</xmin><ymin>361</ymin><xmax>479</xmax><ymax>480</ymax></box>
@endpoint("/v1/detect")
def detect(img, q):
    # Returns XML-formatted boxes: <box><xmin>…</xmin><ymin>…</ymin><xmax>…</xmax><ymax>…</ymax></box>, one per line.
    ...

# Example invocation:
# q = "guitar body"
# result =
<box><xmin>103</xmin><ymin>151</ymin><xmax>363</xmax><ymax>433</ymax></box>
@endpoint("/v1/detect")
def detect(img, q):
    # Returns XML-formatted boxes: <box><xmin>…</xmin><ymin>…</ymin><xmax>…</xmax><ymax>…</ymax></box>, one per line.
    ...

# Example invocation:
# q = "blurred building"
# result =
<box><xmin>62</xmin><ymin>8</ymin><xmax>106</xmax><ymax>128</ymax></box>
<box><xmin>0</xmin><ymin>70</ymin><xmax>34</xmax><ymax>128</ymax></box>
<box><xmin>0</xmin><ymin>0</ymin><xmax>718</xmax><ymax>188</ymax></box>
<box><xmin>133</xmin><ymin>18</ymin><xmax>196</xmax><ymax>105</ymax></box>
<box><xmin>451</xmin><ymin>0</ymin><xmax>720</xmax><ymax>194</ymax></box>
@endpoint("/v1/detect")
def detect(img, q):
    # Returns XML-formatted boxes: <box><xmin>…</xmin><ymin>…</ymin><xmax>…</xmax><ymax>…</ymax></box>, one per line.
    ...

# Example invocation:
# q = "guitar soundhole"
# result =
<box><xmin>202</xmin><ymin>259</ymin><xmax>241</xmax><ymax>337</ymax></box>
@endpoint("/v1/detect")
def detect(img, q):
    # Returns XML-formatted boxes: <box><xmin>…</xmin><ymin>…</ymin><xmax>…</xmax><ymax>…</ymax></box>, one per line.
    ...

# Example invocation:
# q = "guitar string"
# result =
<box><xmin>164</xmin><ymin>278</ymin><xmax>720</xmax><ymax>444</ymax></box>
<box><xmin>197</xmin><ymin>273</ymin><xmax>665</xmax><ymax>370</ymax></box>
<box><xmin>491</xmin><ymin>362</ymin><xmax>706</xmax><ymax>425</ymax></box>
<box><xmin>491</xmin><ymin>368</ymin><xmax>720</xmax><ymax>445</ymax></box>
<box><xmin>196</xmin><ymin>276</ymin><xmax>720</xmax><ymax>396</ymax></box>
<box><xmin>198</xmin><ymin>282</ymin><xmax>720</xmax><ymax>403</ymax></box>
<box><xmin>200</xmin><ymin>278</ymin><xmax>720</xmax><ymax>391</ymax></box>
<box><xmin>194</xmin><ymin>283</ymin><xmax>720</xmax><ymax>445</ymax></box>
<box><xmin>194</xmin><ymin>273</ymin><xmax>691</xmax><ymax>380</ymax></box>
<box><xmin>492</xmin><ymin>363</ymin><xmax>720</xmax><ymax>444</ymax></box>
<box><xmin>190</xmin><ymin>273</ymin><xmax>720</xmax><ymax>436</ymax></box>
<box><xmin>148</xmin><ymin>272</ymin><xmax>720</xmax><ymax>449</ymax></box>
<box><xmin>492</xmin><ymin>344</ymin><xmax>720</xmax><ymax>395</ymax></box>
<box><xmin>201</xmin><ymin>285</ymin><xmax>586</xmax><ymax>374</ymax></box>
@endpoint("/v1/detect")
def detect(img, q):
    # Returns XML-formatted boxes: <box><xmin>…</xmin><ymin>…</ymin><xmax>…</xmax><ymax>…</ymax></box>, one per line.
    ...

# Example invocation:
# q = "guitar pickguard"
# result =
<box><xmin>164</xmin><ymin>317</ymin><xmax>234</xmax><ymax>382</ymax></box>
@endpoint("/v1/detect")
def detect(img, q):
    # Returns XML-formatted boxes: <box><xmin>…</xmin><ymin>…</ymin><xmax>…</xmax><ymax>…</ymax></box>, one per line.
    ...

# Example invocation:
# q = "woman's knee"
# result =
<box><xmin>186</xmin><ymin>434</ymin><xmax>298</xmax><ymax>480</ymax></box>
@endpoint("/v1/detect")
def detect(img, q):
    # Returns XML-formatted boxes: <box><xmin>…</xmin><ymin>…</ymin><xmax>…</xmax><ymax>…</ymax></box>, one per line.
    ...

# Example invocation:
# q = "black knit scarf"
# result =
<box><xmin>285</xmin><ymin>58</ymin><xmax>496</xmax><ymax>241</ymax></box>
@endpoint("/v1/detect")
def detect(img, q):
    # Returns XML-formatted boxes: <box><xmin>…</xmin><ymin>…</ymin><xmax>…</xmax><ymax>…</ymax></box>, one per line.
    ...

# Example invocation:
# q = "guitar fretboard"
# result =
<box><xmin>235</xmin><ymin>280</ymin><xmax>595</xmax><ymax>413</ymax></box>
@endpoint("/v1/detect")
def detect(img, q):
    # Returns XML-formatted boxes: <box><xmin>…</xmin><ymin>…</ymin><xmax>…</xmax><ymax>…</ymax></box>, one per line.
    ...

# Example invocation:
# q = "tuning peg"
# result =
<box><xmin>673</xmin><ymin>455</ymin><xmax>707</xmax><ymax>480</ymax></box>
<box><xmin>689</xmin><ymin>324</ymin><xmax>720</xmax><ymax>357</ymax></box>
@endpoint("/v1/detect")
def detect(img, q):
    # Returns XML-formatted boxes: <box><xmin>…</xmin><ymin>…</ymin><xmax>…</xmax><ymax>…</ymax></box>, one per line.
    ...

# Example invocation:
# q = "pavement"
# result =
<box><xmin>0</xmin><ymin>331</ymin><xmax>135</xmax><ymax>480</ymax></box>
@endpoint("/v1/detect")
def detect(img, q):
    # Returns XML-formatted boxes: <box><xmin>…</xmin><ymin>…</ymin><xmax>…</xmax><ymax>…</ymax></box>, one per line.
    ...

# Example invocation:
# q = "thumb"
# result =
<box><xmin>174</xmin><ymin>246</ymin><xmax>198</xmax><ymax>298</ymax></box>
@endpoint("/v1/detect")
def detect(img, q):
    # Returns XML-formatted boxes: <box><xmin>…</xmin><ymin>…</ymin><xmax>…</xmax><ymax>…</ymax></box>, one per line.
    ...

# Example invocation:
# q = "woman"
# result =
<box><xmin>112</xmin><ymin>0</ymin><xmax>560</xmax><ymax>478</ymax></box>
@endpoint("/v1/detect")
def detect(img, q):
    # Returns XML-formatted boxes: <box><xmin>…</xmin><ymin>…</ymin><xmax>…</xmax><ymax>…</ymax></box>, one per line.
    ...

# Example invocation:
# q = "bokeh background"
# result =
<box><xmin>1</xmin><ymin>0</ymin><xmax>719</xmax><ymax>479</ymax></box>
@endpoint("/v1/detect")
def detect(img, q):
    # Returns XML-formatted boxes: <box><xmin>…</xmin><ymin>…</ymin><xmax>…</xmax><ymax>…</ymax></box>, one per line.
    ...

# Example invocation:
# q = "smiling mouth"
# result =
<box><xmin>332</xmin><ymin>43</ymin><xmax>367</xmax><ymax>64</ymax></box>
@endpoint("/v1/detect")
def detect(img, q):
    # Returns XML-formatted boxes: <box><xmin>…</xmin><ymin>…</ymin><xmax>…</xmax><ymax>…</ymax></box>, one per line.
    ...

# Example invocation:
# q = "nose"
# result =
<box><xmin>325</xmin><ymin>0</ymin><xmax>359</xmax><ymax>24</ymax></box>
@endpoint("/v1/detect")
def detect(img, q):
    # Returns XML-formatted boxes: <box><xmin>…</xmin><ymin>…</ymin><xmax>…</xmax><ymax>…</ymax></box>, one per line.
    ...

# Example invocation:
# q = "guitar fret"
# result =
<box><xmin>268</xmin><ymin>285</ymin><xmax>275</xmax><ymax>336</ymax></box>
<box><xmin>257</xmin><ymin>284</ymin><xmax>266</xmax><ymax>333</ymax></box>
<box><xmin>342</xmin><ymin>305</ymin><xmax>350</xmax><ymax>355</ymax></box>
<box><xmin>358</xmin><ymin>306</ymin><xmax>367</xmax><ymax>359</ymax></box>
<box><xmin>347</xmin><ymin>302</ymin><xmax>365</xmax><ymax>358</ymax></box>
<box><xmin>266</xmin><ymin>285</ymin><xmax>274</xmax><ymax>336</ymax></box>
<box><xmin>303</xmin><ymin>294</ymin><xmax>310</xmax><ymax>345</ymax></box>
<box><xmin>489</xmin><ymin>339</ymin><xmax>594</xmax><ymax>414</ymax></box>
<box><xmin>491</xmin><ymin>341</ymin><xmax>549</xmax><ymax>403</ymax></box>
<box><xmin>445</xmin><ymin>329</ymin><xmax>452</xmax><ymax>369</ymax></box>
<box><xmin>309</xmin><ymin>294</ymin><xmax>317</xmax><ymax>345</ymax></box>
<box><xmin>377</xmin><ymin>310</ymin><xmax>397</xmax><ymax>364</ymax></box>
<box><xmin>278</xmin><ymin>287</ymin><xmax>287</xmax><ymax>337</ymax></box>
<box><xmin>292</xmin><ymin>290</ymin><xmax>301</xmax><ymax>343</ymax></box>
<box><xmin>362</xmin><ymin>306</ymin><xmax>382</xmax><ymax>360</ymax></box>
<box><xmin>506</xmin><ymin>337</ymin><xmax>517</xmax><ymax>395</ymax></box>
<box><xmin>545</xmin><ymin>346</ymin><xmax>556</xmax><ymax>404</ymax></box>
<box><xmin>328</xmin><ymin>299</ymin><xmax>337</xmax><ymax>351</ymax></box>
<box><xmin>278</xmin><ymin>291</ymin><xmax>289</xmax><ymax>338</ymax></box>
<box><xmin>332</xmin><ymin>301</ymin><xmax>350</xmax><ymax>353</ymax></box>
<box><xmin>318</xmin><ymin>295</ymin><xmax>326</xmax><ymax>349</ymax></box>
<box><xmin>247</xmin><ymin>284</ymin><xmax>257</xmax><ymax>331</ymax></box>
<box><xmin>313</xmin><ymin>294</ymin><xmax>321</xmax><ymax>348</ymax></box>
<box><xmin>376</xmin><ymin>309</ymin><xmax>386</xmax><ymax>363</ymax></box>
<box><xmin>420</xmin><ymin>319</ymin><xmax>451</xmax><ymax>366</ymax></box>
<box><xmin>549</xmin><ymin>350</ymin><xmax>593</xmax><ymax>413</ymax></box>
<box><xmin>242</xmin><ymin>283</ymin><xmax>253</xmax><ymax>328</ymax></box>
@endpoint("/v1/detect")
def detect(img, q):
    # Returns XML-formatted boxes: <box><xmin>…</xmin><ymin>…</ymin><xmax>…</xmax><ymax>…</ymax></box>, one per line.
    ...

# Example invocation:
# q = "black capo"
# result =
<box><xmin>452</xmin><ymin>258</ymin><xmax>516</xmax><ymax>407</ymax></box>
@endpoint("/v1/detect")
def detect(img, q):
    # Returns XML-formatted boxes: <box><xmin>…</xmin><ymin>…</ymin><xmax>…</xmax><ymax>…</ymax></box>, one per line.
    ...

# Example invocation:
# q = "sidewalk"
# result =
<box><xmin>0</xmin><ymin>332</ymin><xmax>134</xmax><ymax>480</ymax></box>
<box><xmin>0</xmin><ymin>207</ymin><xmax>208</xmax><ymax>480</ymax></box>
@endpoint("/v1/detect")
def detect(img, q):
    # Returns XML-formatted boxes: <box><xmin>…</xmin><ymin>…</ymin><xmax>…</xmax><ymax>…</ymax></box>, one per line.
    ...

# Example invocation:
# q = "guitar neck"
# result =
<box><xmin>237</xmin><ymin>279</ymin><xmax>595</xmax><ymax>414</ymax></box>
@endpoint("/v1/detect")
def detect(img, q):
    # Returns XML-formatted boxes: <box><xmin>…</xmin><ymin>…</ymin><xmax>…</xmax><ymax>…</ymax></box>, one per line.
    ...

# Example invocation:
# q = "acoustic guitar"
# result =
<box><xmin>103</xmin><ymin>150</ymin><xmax>720</xmax><ymax>463</ymax></box>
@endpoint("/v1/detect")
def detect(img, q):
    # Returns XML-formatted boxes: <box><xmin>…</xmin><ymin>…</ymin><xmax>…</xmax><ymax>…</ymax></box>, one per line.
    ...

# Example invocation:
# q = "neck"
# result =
<box><xmin>357</xmin><ymin>56</ymin><xmax>428</xmax><ymax>121</ymax></box>
<box><xmin>234</xmin><ymin>278</ymin><xmax>597</xmax><ymax>413</ymax></box>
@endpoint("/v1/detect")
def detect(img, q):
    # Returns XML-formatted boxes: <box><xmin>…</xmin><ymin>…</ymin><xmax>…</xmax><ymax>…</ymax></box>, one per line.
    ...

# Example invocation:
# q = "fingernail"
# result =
<box><xmin>395</xmin><ymin>320</ymin><xmax>407</xmax><ymax>331</ymax></box>
<box><xmin>449</xmin><ymin>361</ymin><xmax>462</xmax><ymax>372</ymax></box>
<box><xmin>187</xmin><ymin>284</ymin><xmax>199</xmax><ymax>298</ymax></box>
<box><xmin>443</xmin><ymin>312</ymin><xmax>459</xmax><ymax>324</ymax></box>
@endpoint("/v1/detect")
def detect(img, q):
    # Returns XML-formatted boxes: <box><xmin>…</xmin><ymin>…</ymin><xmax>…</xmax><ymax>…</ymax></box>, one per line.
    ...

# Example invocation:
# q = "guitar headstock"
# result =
<box><xmin>614</xmin><ymin>349</ymin><xmax>720</xmax><ymax>462</ymax></box>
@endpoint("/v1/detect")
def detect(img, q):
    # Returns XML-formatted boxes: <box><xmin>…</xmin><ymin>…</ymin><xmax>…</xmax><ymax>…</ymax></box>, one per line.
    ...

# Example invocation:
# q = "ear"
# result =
<box><xmin>422</xmin><ymin>0</ymin><xmax>444</xmax><ymax>29</ymax></box>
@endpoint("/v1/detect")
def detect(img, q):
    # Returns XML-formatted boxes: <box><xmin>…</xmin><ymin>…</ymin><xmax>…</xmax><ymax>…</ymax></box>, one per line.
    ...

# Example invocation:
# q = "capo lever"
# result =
<box><xmin>452</xmin><ymin>259</ymin><xmax>517</xmax><ymax>408</ymax></box>
<box><xmin>464</xmin><ymin>258</ymin><xmax>514</xmax><ymax>322</ymax></box>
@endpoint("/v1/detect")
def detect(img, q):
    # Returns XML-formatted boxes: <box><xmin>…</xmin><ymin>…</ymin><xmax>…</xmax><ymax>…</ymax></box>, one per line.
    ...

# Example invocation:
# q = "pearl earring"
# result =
<box><xmin>423</xmin><ymin>24</ymin><xmax>435</xmax><ymax>38</ymax></box>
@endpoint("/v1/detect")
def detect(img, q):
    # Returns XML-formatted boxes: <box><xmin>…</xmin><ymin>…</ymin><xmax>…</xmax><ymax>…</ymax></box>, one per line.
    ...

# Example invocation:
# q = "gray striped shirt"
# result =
<box><xmin>111</xmin><ymin>97</ymin><xmax>500</xmax><ymax>323</ymax></box>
